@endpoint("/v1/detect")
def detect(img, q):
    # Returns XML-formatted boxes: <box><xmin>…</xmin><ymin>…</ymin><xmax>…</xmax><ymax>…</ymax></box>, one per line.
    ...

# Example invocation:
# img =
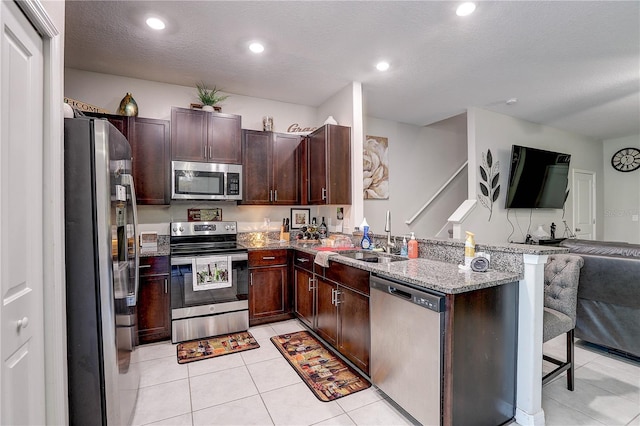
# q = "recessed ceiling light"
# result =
<box><xmin>456</xmin><ymin>2</ymin><xmax>476</xmax><ymax>16</ymax></box>
<box><xmin>249</xmin><ymin>42</ymin><xmax>265</xmax><ymax>54</ymax></box>
<box><xmin>376</xmin><ymin>61</ymin><xmax>390</xmax><ymax>72</ymax></box>
<box><xmin>146</xmin><ymin>17</ymin><xmax>166</xmax><ymax>30</ymax></box>
<box><xmin>506</xmin><ymin>98</ymin><xmax>518</xmax><ymax>105</ymax></box>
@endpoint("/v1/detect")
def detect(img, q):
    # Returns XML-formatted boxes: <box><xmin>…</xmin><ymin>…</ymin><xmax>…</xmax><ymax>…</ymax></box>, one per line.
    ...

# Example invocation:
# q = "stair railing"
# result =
<box><xmin>404</xmin><ymin>161</ymin><xmax>468</xmax><ymax>225</ymax></box>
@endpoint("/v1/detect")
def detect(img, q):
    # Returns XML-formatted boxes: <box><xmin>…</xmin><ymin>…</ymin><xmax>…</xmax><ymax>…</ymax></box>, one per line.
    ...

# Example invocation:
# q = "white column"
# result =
<box><xmin>515</xmin><ymin>253</ymin><xmax>548</xmax><ymax>426</ymax></box>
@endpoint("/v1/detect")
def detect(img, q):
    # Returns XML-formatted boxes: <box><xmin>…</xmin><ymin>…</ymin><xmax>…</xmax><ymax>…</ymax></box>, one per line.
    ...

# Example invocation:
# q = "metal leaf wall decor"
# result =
<box><xmin>478</xmin><ymin>149</ymin><xmax>500</xmax><ymax>221</ymax></box>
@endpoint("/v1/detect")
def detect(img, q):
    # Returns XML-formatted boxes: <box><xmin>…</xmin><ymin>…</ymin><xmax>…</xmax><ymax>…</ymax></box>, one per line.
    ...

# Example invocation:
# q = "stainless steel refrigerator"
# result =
<box><xmin>64</xmin><ymin>117</ymin><xmax>140</xmax><ymax>425</ymax></box>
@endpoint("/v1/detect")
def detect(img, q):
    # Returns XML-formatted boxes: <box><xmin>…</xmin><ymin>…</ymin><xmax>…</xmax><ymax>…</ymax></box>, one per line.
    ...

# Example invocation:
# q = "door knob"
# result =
<box><xmin>16</xmin><ymin>317</ymin><xmax>29</xmax><ymax>330</ymax></box>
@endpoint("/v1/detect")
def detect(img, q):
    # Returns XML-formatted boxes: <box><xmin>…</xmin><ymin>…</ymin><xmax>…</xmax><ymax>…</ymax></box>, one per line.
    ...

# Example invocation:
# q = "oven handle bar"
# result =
<box><xmin>171</xmin><ymin>251</ymin><xmax>248</xmax><ymax>266</ymax></box>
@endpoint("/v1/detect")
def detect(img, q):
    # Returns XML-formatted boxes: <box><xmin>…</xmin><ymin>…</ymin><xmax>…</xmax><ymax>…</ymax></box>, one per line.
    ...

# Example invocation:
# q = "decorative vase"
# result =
<box><xmin>534</xmin><ymin>224</ymin><xmax>549</xmax><ymax>240</ymax></box>
<box><xmin>118</xmin><ymin>92</ymin><xmax>138</xmax><ymax>116</ymax></box>
<box><xmin>202</xmin><ymin>105</ymin><xmax>215</xmax><ymax>112</ymax></box>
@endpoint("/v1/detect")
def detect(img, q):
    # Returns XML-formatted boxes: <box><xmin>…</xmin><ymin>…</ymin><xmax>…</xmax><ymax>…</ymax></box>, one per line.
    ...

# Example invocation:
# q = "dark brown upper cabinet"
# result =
<box><xmin>306</xmin><ymin>124</ymin><xmax>351</xmax><ymax>205</ymax></box>
<box><xmin>83</xmin><ymin>112</ymin><xmax>171</xmax><ymax>205</ymax></box>
<box><xmin>171</xmin><ymin>106</ymin><xmax>241</xmax><ymax>164</ymax></box>
<box><xmin>242</xmin><ymin>130</ymin><xmax>301</xmax><ymax>205</ymax></box>
<box><xmin>130</xmin><ymin>118</ymin><xmax>171</xmax><ymax>205</ymax></box>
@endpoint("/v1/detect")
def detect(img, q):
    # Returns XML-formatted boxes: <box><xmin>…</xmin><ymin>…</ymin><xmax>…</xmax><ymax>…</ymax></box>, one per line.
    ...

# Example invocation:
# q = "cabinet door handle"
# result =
<box><xmin>297</xmin><ymin>258</ymin><xmax>309</xmax><ymax>263</ymax></box>
<box><xmin>250</xmin><ymin>272</ymin><xmax>253</xmax><ymax>286</ymax></box>
<box><xmin>331</xmin><ymin>288</ymin><xmax>336</xmax><ymax>305</ymax></box>
<box><xmin>308</xmin><ymin>277</ymin><xmax>316</xmax><ymax>291</ymax></box>
<box><xmin>262</xmin><ymin>256</ymin><xmax>276</xmax><ymax>260</ymax></box>
<box><xmin>274</xmin><ymin>190</ymin><xmax>278</xmax><ymax>202</ymax></box>
<box><xmin>209</xmin><ymin>145</ymin><xmax>212</xmax><ymax>159</ymax></box>
<box><xmin>269</xmin><ymin>190</ymin><xmax>273</xmax><ymax>202</ymax></box>
<box><xmin>164</xmin><ymin>278</ymin><xmax>168</xmax><ymax>294</ymax></box>
<box><xmin>139</xmin><ymin>264</ymin><xmax>151</xmax><ymax>269</ymax></box>
<box><xmin>335</xmin><ymin>289</ymin><xmax>341</xmax><ymax>305</ymax></box>
<box><xmin>322</xmin><ymin>187</ymin><xmax>327</xmax><ymax>201</ymax></box>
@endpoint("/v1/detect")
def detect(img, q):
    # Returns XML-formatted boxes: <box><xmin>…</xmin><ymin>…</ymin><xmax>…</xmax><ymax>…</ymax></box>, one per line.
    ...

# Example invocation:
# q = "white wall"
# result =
<box><xmin>363</xmin><ymin>114</ymin><xmax>468</xmax><ymax>239</ymax></box>
<box><xmin>65</xmin><ymin>68</ymin><xmax>320</xmax><ymax>131</ymax></box>
<box><xmin>462</xmin><ymin>108</ymin><xmax>604</xmax><ymax>244</ymax></box>
<box><xmin>316</xmin><ymin>82</ymin><xmax>363</xmax><ymax>234</ymax></box>
<box><xmin>603</xmin><ymin>134</ymin><xmax>640</xmax><ymax>243</ymax></box>
<box><xmin>64</xmin><ymin>69</ymin><xmax>364</xmax><ymax>233</ymax></box>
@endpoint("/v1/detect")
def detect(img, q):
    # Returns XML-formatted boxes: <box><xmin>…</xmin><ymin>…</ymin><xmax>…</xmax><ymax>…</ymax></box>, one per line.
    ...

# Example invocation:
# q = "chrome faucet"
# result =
<box><xmin>384</xmin><ymin>210</ymin><xmax>396</xmax><ymax>254</ymax></box>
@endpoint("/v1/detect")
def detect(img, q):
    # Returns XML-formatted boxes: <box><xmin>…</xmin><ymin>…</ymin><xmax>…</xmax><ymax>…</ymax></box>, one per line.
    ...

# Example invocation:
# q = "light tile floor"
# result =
<box><xmin>131</xmin><ymin>319</ymin><xmax>640</xmax><ymax>426</ymax></box>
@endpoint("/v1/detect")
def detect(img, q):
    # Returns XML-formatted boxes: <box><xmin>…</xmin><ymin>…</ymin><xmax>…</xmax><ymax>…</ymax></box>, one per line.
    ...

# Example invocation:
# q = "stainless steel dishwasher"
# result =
<box><xmin>370</xmin><ymin>274</ymin><xmax>445</xmax><ymax>426</ymax></box>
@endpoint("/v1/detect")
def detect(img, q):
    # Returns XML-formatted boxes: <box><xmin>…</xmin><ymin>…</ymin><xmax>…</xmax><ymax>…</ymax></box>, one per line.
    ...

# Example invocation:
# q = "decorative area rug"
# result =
<box><xmin>177</xmin><ymin>331</ymin><xmax>259</xmax><ymax>364</ymax></box>
<box><xmin>271</xmin><ymin>331</ymin><xmax>371</xmax><ymax>402</ymax></box>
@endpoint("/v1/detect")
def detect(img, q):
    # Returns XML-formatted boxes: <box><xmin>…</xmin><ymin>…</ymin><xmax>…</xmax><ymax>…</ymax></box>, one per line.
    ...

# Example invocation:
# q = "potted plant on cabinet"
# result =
<box><xmin>196</xmin><ymin>82</ymin><xmax>229</xmax><ymax>112</ymax></box>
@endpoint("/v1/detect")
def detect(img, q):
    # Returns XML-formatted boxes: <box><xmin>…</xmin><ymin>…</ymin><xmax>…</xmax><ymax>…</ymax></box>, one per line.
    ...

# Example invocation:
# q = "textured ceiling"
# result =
<box><xmin>65</xmin><ymin>1</ymin><xmax>640</xmax><ymax>141</ymax></box>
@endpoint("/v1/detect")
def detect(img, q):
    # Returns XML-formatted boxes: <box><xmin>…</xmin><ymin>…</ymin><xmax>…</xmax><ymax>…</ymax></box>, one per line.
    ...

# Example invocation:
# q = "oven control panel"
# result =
<box><xmin>171</xmin><ymin>221</ymin><xmax>237</xmax><ymax>236</ymax></box>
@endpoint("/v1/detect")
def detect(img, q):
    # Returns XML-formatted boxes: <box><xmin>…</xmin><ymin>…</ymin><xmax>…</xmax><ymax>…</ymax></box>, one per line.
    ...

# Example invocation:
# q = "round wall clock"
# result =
<box><xmin>611</xmin><ymin>147</ymin><xmax>640</xmax><ymax>172</ymax></box>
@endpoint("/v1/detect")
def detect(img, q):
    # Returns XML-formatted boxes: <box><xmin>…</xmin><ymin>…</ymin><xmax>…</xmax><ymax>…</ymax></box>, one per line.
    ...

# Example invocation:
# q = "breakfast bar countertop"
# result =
<box><xmin>241</xmin><ymin>240</ymin><xmax>521</xmax><ymax>295</ymax></box>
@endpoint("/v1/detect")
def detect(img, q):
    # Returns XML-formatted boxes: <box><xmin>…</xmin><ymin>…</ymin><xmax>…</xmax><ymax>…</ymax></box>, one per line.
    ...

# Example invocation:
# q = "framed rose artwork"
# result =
<box><xmin>363</xmin><ymin>135</ymin><xmax>389</xmax><ymax>199</ymax></box>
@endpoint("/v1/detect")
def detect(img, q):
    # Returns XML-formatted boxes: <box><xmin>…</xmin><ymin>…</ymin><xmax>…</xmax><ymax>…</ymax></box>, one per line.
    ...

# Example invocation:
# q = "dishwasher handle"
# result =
<box><xmin>388</xmin><ymin>286</ymin><xmax>412</xmax><ymax>300</ymax></box>
<box><xmin>371</xmin><ymin>274</ymin><xmax>445</xmax><ymax>313</ymax></box>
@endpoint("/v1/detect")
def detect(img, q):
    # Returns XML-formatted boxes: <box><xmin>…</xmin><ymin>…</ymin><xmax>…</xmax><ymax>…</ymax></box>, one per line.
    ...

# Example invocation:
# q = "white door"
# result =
<box><xmin>572</xmin><ymin>169</ymin><xmax>596</xmax><ymax>240</ymax></box>
<box><xmin>0</xmin><ymin>1</ymin><xmax>46</xmax><ymax>424</ymax></box>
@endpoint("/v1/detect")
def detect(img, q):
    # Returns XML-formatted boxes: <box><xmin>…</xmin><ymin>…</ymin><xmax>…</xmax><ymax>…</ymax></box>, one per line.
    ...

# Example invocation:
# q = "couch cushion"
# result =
<box><xmin>576</xmin><ymin>255</ymin><xmax>640</xmax><ymax>307</ymax></box>
<box><xmin>560</xmin><ymin>239</ymin><xmax>640</xmax><ymax>258</ymax></box>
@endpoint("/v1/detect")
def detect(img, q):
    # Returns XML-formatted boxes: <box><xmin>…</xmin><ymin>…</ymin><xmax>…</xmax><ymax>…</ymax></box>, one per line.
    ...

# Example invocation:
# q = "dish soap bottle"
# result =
<box><xmin>408</xmin><ymin>232</ymin><xmax>418</xmax><ymax>259</ymax></box>
<box><xmin>464</xmin><ymin>231</ymin><xmax>476</xmax><ymax>268</ymax></box>
<box><xmin>400</xmin><ymin>235</ymin><xmax>408</xmax><ymax>256</ymax></box>
<box><xmin>360</xmin><ymin>218</ymin><xmax>372</xmax><ymax>249</ymax></box>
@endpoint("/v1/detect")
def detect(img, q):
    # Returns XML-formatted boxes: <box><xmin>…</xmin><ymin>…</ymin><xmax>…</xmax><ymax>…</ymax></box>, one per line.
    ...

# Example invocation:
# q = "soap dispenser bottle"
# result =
<box><xmin>464</xmin><ymin>231</ymin><xmax>476</xmax><ymax>267</ymax></box>
<box><xmin>408</xmin><ymin>232</ymin><xmax>418</xmax><ymax>259</ymax></box>
<box><xmin>400</xmin><ymin>235</ymin><xmax>408</xmax><ymax>256</ymax></box>
<box><xmin>360</xmin><ymin>218</ymin><xmax>372</xmax><ymax>249</ymax></box>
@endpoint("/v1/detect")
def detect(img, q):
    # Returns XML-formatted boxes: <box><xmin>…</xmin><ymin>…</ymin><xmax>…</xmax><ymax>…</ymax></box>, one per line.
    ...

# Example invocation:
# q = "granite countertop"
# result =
<box><xmin>139</xmin><ymin>235</ymin><xmax>170</xmax><ymax>257</ymax></box>
<box><xmin>241</xmin><ymin>240</ymin><xmax>520</xmax><ymax>295</ymax></box>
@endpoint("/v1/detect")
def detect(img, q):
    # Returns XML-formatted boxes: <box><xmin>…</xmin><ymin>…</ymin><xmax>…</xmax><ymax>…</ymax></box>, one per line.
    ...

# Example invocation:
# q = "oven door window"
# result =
<box><xmin>171</xmin><ymin>257</ymin><xmax>248</xmax><ymax>310</ymax></box>
<box><xmin>174</xmin><ymin>170</ymin><xmax>224</xmax><ymax>197</ymax></box>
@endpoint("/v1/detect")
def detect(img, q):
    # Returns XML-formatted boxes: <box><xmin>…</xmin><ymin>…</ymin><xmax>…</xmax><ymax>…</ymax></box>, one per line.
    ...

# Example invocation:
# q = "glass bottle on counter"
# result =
<box><xmin>318</xmin><ymin>217</ymin><xmax>328</xmax><ymax>238</ymax></box>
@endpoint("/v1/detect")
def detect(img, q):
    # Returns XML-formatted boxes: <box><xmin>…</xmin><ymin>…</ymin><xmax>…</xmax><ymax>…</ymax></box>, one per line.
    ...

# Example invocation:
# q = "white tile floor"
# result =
<box><xmin>131</xmin><ymin>319</ymin><xmax>640</xmax><ymax>426</ymax></box>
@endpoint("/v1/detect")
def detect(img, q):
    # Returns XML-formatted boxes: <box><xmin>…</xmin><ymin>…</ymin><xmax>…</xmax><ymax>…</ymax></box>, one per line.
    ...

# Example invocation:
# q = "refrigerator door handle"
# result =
<box><xmin>123</xmin><ymin>173</ymin><xmax>139</xmax><ymax>305</ymax></box>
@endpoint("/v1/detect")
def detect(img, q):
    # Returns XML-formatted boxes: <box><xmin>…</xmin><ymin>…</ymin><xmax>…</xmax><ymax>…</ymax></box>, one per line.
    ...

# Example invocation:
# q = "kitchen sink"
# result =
<box><xmin>339</xmin><ymin>251</ymin><xmax>405</xmax><ymax>264</ymax></box>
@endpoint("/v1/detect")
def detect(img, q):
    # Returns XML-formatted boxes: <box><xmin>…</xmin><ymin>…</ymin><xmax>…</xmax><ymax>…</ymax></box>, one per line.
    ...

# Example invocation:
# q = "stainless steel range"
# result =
<box><xmin>170</xmin><ymin>221</ymin><xmax>248</xmax><ymax>343</ymax></box>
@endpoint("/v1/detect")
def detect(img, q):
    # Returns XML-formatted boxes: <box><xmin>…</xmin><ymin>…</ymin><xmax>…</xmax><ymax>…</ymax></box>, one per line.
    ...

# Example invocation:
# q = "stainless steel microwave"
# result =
<box><xmin>171</xmin><ymin>161</ymin><xmax>242</xmax><ymax>201</ymax></box>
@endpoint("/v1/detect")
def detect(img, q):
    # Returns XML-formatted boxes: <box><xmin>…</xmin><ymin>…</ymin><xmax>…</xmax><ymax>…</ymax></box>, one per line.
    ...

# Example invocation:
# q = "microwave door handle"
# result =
<box><xmin>124</xmin><ymin>173</ymin><xmax>139</xmax><ymax>306</ymax></box>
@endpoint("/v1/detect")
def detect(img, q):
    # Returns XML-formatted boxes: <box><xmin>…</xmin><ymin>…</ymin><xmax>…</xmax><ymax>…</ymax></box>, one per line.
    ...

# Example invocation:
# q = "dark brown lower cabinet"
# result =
<box><xmin>299</xmin><ymin>256</ymin><xmax>370</xmax><ymax>375</ymax></box>
<box><xmin>442</xmin><ymin>281</ymin><xmax>519</xmax><ymax>426</ymax></box>
<box><xmin>293</xmin><ymin>267</ymin><xmax>314</xmax><ymax>328</ymax></box>
<box><xmin>248</xmin><ymin>250</ymin><xmax>292</xmax><ymax>326</ymax></box>
<box><xmin>315</xmin><ymin>277</ymin><xmax>338</xmax><ymax>346</ymax></box>
<box><xmin>337</xmin><ymin>285</ymin><xmax>370</xmax><ymax>373</ymax></box>
<box><xmin>137</xmin><ymin>256</ymin><xmax>171</xmax><ymax>344</ymax></box>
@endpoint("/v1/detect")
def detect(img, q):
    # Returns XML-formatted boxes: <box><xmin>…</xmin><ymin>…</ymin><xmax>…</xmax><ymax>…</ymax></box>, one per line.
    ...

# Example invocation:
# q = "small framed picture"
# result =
<box><xmin>290</xmin><ymin>208</ymin><xmax>310</xmax><ymax>230</ymax></box>
<box><xmin>188</xmin><ymin>208</ymin><xmax>222</xmax><ymax>222</ymax></box>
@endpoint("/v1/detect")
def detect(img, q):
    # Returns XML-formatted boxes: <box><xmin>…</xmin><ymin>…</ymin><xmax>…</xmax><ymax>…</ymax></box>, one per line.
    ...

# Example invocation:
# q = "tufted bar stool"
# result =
<box><xmin>543</xmin><ymin>253</ymin><xmax>584</xmax><ymax>390</ymax></box>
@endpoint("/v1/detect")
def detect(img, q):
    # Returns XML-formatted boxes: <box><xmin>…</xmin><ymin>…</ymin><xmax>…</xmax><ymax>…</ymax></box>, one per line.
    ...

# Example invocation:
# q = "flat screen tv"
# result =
<box><xmin>505</xmin><ymin>145</ymin><xmax>571</xmax><ymax>209</ymax></box>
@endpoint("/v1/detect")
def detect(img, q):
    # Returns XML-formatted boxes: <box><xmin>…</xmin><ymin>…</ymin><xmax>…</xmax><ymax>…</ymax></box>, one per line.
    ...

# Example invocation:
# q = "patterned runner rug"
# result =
<box><xmin>177</xmin><ymin>331</ymin><xmax>259</xmax><ymax>364</ymax></box>
<box><xmin>271</xmin><ymin>330</ymin><xmax>371</xmax><ymax>402</ymax></box>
